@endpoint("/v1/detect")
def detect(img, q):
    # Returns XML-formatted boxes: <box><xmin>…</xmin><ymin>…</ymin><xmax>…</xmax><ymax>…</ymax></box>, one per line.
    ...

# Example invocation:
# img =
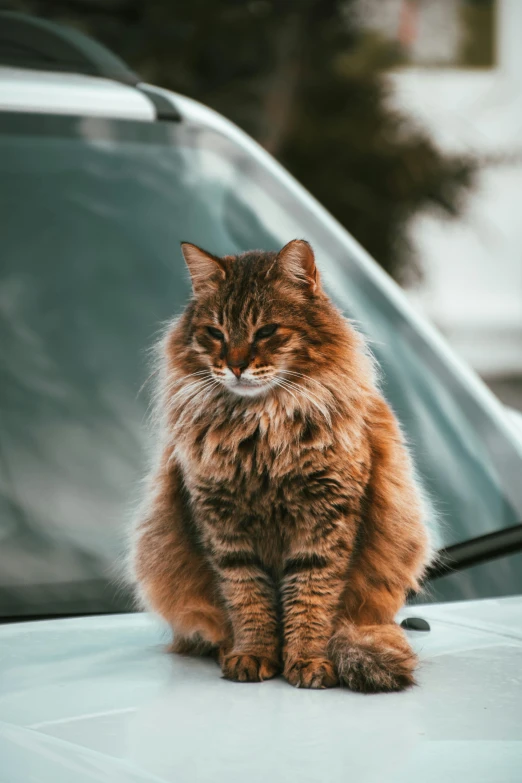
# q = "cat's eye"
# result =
<box><xmin>206</xmin><ymin>326</ymin><xmax>225</xmax><ymax>341</ymax></box>
<box><xmin>255</xmin><ymin>324</ymin><xmax>278</xmax><ymax>340</ymax></box>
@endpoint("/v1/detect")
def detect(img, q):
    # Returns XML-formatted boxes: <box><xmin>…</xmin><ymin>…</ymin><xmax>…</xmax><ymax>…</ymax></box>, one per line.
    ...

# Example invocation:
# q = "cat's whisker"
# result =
<box><xmin>182</xmin><ymin>379</ymin><xmax>219</xmax><ymax>400</ymax></box>
<box><xmin>282</xmin><ymin>369</ymin><xmax>326</xmax><ymax>389</ymax></box>
<box><xmin>274</xmin><ymin>379</ymin><xmax>331</xmax><ymax>426</ymax></box>
<box><xmin>272</xmin><ymin>378</ymin><xmax>301</xmax><ymax>411</ymax></box>
<box><xmin>167</xmin><ymin>379</ymin><xmax>214</xmax><ymax>409</ymax></box>
<box><xmin>172</xmin><ymin>385</ymin><xmax>219</xmax><ymax>425</ymax></box>
<box><xmin>168</xmin><ymin>379</ymin><xmax>208</xmax><ymax>399</ymax></box>
<box><xmin>168</xmin><ymin>369</ymin><xmax>211</xmax><ymax>383</ymax></box>
<box><xmin>282</xmin><ymin>370</ymin><xmax>338</xmax><ymax>406</ymax></box>
<box><xmin>178</xmin><ymin>380</ymin><xmax>222</xmax><ymax>425</ymax></box>
<box><xmin>284</xmin><ymin>378</ymin><xmax>338</xmax><ymax>418</ymax></box>
<box><xmin>278</xmin><ymin>375</ymin><xmax>335</xmax><ymax>416</ymax></box>
<box><xmin>137</xmin><ymin>367</ymin><xmax>160</xmax><ymax>399</ymax></box>
<box><xmin>276</xmin><ymin>378</ymin><xmax>332</xmax><ymax>425</ymax></box>
<box><xmin>192</xmin><ymin>380</ymin><xmax>221</xmax><ymax>407</ymax></box>
<box><xmin>164</xmin><ymin>369</ymin><xmax>212</xmax><ymax>392</ymax></box>
<box><xmin>281</xmin><ymin>376</ymin><xmax>328</xmax><ymax>404</ymax></box>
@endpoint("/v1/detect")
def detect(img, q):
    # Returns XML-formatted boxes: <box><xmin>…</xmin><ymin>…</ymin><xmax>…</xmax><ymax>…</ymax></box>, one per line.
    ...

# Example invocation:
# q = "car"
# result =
<box><xmin>0</xmin><ymin>13</ymin><xmax>521</xmax><ymax>782</ymax></box>
<box><xmin>1</xmin><ymin>599</ymin><xmax>522</xmax><ymax>783</ymax></box>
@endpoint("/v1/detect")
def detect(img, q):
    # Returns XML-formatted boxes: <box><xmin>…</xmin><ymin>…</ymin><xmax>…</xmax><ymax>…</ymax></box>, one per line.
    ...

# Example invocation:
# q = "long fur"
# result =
<box><xmin>130</xmin><ymin>241</ymin><xmax>433</xmax><ymax>691</ymax></box>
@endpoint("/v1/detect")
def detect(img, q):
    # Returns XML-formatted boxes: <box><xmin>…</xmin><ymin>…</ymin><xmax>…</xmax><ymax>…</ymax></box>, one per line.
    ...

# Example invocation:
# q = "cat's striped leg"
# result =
<box><xmin>281</xmin><ymin>521</ymin><xmax>358</xmax><ymax>689</ymax></box>
<box><xmin>209</xmin><ymin>541</ymin><xmax>281</xmax><ymax>683</ymax></box>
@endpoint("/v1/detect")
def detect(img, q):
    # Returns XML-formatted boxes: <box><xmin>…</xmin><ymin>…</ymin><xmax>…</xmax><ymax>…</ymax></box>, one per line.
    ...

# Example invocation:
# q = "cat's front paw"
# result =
<box><xmin>222</xmin><ymin>653</ymin><xmax>280</xmax><ymax>683</ymax></box>
<box><xmin>284</xmin><ymin>657</ymin><xmax>339</xmax><ymax>689</ymax></box>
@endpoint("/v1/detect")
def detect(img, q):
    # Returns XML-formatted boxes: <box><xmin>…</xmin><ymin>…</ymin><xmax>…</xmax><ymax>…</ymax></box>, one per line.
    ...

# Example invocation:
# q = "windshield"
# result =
<box><xmin>1</xmin><ymin>110</ymin><xmax>522</xmax><ymax>616</ymax></box>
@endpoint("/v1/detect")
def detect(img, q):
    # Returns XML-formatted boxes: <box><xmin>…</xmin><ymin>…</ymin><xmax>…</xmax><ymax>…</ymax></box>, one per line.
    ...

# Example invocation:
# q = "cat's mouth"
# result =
<box><xmin>212</xmin><ymin>368</ymin><xmax>276</xmax><ymax>398</ymax></box>
<box><xmin>227</xmin><ymin>377</ymin><xmax>275</xmax><ymax>397</ymax></box>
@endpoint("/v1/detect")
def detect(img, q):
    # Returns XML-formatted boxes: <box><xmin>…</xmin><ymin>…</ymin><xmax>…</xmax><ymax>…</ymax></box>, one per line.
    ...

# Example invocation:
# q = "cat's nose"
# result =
<box><xmin>228</xmin><ymin>360</ymin><xmax>248</xmax><ymax>379</ymax></box>
<box><xmin>227</xmin><ymin>356</ymin><xmax>248</xmax><ymax>378</ymax></box>
<box><xmin>227</xmin><ymin>347</ymin><xmax>249</xmax><ymax>378</ymax></box>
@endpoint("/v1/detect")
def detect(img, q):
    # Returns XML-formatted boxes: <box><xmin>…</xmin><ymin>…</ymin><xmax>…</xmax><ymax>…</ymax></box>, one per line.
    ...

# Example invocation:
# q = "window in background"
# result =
<box><xmin>358</xmin><ymin>0</ymin><xmax>496</xmax><ymax>69</ymax></box>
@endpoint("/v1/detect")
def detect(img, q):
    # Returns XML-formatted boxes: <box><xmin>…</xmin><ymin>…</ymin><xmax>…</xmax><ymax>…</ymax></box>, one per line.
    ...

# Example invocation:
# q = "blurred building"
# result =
<box><xmin>364</xmin><ymin>0</ymin><xmax>522</xmax><ymax>403</ymax></box>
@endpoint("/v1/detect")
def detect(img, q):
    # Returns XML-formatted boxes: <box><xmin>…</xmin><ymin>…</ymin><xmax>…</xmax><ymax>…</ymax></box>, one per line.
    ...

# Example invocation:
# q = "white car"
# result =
<box><xmin>0</xmin><ymin>13</ymin><xmax>521</xmax><ymax>783</ymax></box>
<box><xmin>1</xmin><ymin>600</ymin><xmax>522</xmax><ymax>783</ymax></box>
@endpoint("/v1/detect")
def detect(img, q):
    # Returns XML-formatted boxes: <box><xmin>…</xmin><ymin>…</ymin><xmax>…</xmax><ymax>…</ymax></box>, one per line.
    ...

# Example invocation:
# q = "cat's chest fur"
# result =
<box><xmin>176</xmin><ymin>403</ymin><xmax>335</xmax><ymax>487</ymax></box>
<box><xmin>173</xmin><ymin>402</ymin><xmax>368</xmax><ymax>555</ymax></box>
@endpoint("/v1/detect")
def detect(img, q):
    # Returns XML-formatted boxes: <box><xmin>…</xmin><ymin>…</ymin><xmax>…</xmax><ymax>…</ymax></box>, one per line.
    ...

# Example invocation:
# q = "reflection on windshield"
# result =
<box><xmin>1</xmin><ymin>113</ymin><xmax>522</xmax><ymax>614</ymax></box>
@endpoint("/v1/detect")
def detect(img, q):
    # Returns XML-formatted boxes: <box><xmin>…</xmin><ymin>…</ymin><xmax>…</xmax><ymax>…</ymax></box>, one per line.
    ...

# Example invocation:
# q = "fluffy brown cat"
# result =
<box><xmin>132</xmin><ymin>239</ymin><xmax>432</xmax><ymax>692</ymax></box>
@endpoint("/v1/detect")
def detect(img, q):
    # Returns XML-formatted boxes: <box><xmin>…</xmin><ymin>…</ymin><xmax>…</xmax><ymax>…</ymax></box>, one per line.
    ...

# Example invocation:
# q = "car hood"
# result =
<box><xmin>1</xmin><ymin>598</ymin><xmax>521</xmax><ymax>783</ymax></box>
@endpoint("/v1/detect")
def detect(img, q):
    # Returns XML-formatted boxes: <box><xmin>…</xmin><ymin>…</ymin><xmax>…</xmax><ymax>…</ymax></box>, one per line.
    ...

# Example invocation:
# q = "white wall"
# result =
<box><xmin>390</xmin><ymin>0</ymin><xmax>522</xmax><ymax>376</ymax></box>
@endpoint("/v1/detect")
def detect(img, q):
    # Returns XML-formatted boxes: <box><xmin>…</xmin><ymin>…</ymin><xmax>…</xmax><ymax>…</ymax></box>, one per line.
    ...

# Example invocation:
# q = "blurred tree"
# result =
<box><xmin>3</xmin><ymin>0</ymin><xmax>477</xmax><ymax>282</ymax></box>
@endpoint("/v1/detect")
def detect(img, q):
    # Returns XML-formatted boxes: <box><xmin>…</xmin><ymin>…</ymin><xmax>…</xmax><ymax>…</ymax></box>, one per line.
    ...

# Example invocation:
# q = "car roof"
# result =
<box><xmin>1</xmin><ymin>597</ymin><xmax>521</xmax><ymax>782</ymax></box>
<box><xmin>0</xmin><ymin>66</ymin><xmax>155</xmax><ymax>121</ymax></box>
<box><xmin>0</xmin><ymin>11</ymin><xmax>151</xmax><ymax>121</ymax></box>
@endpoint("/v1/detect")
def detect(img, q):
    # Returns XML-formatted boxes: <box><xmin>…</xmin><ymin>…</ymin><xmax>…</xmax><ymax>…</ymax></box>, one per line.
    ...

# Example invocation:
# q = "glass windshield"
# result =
<box><xmin>1</xmin><ymin>111</ymin><xmax>521</xmax><ymax>615</ymax></box>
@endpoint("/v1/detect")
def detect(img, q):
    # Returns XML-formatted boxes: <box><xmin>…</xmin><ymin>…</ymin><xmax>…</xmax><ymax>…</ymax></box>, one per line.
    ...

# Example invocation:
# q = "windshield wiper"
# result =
<box><xmin>425</xmin><ymin>522</ymin><xmax>522</xmax><ymax>581</ymax></box>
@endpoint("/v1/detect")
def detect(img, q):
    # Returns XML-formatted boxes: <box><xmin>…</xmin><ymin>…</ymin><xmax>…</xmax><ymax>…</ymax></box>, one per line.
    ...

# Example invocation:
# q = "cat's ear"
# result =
<box><xmin>180</xmin><ymin>243</ymin><xmax>226</xmax><ymax>295</ymax></box>
<box><xmin>277</xmin><ymin>240</ymin><xmax>320</xmax><ymax>294</ymax></box>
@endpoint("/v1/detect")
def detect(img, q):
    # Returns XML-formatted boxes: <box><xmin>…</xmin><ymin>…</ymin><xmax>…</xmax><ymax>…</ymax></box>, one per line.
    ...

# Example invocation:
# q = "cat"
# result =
<box><xmin>131</xmin><ymin>239</ymin><xmax>432</xmax><ymax>692</ymax></box>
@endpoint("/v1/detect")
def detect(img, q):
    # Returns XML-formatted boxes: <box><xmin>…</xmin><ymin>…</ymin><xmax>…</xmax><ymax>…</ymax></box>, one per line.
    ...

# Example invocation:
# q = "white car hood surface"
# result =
<box><xmin>0</xmin><ymin>598</ymin><xmax>521</xmax><ymax>783</ymax></box>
